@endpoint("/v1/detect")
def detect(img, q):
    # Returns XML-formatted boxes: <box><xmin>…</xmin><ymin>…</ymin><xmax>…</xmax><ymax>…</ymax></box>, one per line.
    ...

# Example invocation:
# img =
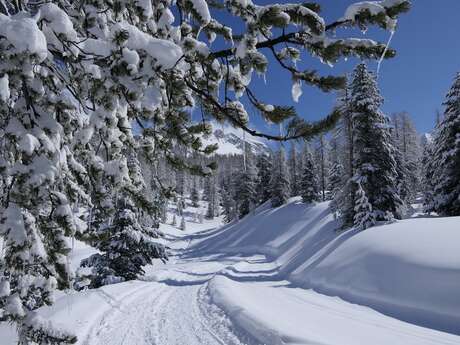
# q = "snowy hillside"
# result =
<box><xmin>197</xmin><ymin>198</ymin><xmax>460</xmax><ymax>336</ymax></box>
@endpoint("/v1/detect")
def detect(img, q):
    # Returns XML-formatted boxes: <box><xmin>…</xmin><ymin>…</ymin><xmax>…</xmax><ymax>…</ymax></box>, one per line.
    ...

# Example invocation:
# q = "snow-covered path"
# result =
<box><xmin>84</xmin><ymin>282</ymin><xmax>242</xmax><ymax>345</ymax></box>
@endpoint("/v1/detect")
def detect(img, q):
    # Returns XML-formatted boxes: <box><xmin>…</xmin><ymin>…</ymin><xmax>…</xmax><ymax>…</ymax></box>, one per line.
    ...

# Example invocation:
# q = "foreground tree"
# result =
<box><xmin>350</xmin><ymin>63</ymin><xmax>403</xmax><ymax>227</ymax></box>
<box><xmin>431</xmin><ymin>73</ymin><xmax>460</xmax><ymax>216</ymax></box>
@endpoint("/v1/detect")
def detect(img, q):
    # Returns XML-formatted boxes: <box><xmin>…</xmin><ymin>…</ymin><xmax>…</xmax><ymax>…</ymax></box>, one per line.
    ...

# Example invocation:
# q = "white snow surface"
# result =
<box><xmin>1</xmin><ymin>198</ymin><xmax>460</xmax><ymax>344</ymax></box>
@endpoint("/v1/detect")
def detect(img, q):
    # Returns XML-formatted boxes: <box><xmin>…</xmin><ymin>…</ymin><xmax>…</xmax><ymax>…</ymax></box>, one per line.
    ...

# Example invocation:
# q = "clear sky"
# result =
<box><xmin>213</xmin><ymin>0</ymin><xmax>460</xmax><ymax>136</ymax></box>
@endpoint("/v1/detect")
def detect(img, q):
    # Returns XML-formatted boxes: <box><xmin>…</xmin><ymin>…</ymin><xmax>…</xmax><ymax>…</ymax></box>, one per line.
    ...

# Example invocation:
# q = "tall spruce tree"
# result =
<box><xmin>350</xmin><ymin>63</ymin><xmax>403</xmax><ymax>226</ymax></box>
<box><xmin>421</xmin><ymin>133</ymin><xmax>436</xmax><ymax>213</ymax></box>
<box><xmin>328</xmin><ymin>129</ymin><xmax>344</xmax><ymax>213</ymax></box>
<box><xmin>271</xmin><ymin>148</ymin><xmax>290</xmax><ymax>207</ymax></box>
<box><xmin>288</xmin><ymin>145</ymin><xmax>301</xmax><ymax>196</ymax></box>
<box><xmin>256</xmin><ymin>153</ymin><xmax>273</xmax><ymax>204</ymax></box>
<box><xmin>315</xmin><ymin>135</ymin><xmax>329</xmax><ymax>201</ymax></box>
<box><xmin>236</xmin><ymin>149</ymin><xmax>257</xmax><ymax>218</ymax></box>
<box><xmin>300</xmin><ymin>147</ymin><xmax>319</xmax><ymax>203</ymax></box>
<box><xmin>190</xmin><ymin>179</ymin><xmax>200</xmax><ymax>207</ymax></box>
<box><xmin>221</xmin><ymin>176</ymin><xmax>238</xmax><ymax>223</ymax></box>
<box><xmin>431</xmin><ymin>73</ymin><xmax>460</xmax><ymax>216</ymax></box>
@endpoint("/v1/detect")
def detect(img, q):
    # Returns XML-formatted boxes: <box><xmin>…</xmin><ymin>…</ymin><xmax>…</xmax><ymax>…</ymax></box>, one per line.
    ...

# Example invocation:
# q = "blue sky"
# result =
<box><xmin>207</xmin><ymin>1</ymin><xmax>460</xmax><ymax>135</ymax></box>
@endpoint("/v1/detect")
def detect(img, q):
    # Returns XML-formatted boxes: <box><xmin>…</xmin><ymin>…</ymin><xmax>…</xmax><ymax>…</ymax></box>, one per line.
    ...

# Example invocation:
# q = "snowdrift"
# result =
<box><xmin>198</xmin><ymin>198</ymin><xmax>460</xmax><ymax>334</ymax></box>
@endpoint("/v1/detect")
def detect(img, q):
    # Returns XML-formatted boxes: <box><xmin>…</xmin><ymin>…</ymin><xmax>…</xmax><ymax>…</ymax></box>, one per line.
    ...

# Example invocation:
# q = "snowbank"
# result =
<box><xmin>207</xmin><ymin>275</ymin><xmax>459</xmax><ymax>345</ymax></box>
<box><xmin>199</xmin><ymin>198</ymin><xmax>460</xmax><ymax>334</ymax></box>
<box><xmin>295</xmin><ymin>217</ymin><xmax>460</xmax><ymax>334</ymax></box>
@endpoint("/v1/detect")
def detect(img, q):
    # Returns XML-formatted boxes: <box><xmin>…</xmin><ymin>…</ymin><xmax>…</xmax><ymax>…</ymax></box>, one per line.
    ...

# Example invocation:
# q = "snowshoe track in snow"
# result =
<box><xmin>85</xmin><ymin>282</ymin><xmax>247</xmax><ymax>345</ymax></box>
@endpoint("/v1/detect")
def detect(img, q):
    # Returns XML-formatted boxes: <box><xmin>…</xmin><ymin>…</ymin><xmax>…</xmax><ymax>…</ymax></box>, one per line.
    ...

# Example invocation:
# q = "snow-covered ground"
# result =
<box><xmin>1</xmin><ymin>198</ymin><xmax>459</xmax><ymax>344</ymax></box>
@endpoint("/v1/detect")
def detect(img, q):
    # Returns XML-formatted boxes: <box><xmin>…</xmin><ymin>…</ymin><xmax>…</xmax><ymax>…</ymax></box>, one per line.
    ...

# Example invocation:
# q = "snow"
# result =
<box><xmin>190</xmin><ymin>0</ymin><xmax>211</xmax><ymax>26</ymax></box>
<box><xmin>2</xmin><ymin>198</ymin><xmax>460</xmax><ymax>344</ymax></box>
<box><xmin>297</xmin><ymin>216</ymin><xmax>460</xmax><ymax>334</ymax></box>
<box><xmin>199</xmin><ymin>122</ymin><xmax>269</xmax><ymax>156</ymax></box>
<box><xmin>39</xmin><ymin>3</ymin><xmax>78</xmax><ymax>52</ymax></box>
<box><xmin>0</xmin><ymin>74</ymin><xmax>10</xmax><ymax>102</ymax></box>
<box><xmin>0</xmin><ymin>14</ymin><xmax>47</xmax><ymax>60</ymax></box>
<box><xmin>113</xmin><ymin>22</ymin><xmax>183</xmax><ymax>70</ymax></box>
<box><xmin>198</xmin><ymin>199</ymin><xmax>460</xmax><ymax>335</ymax></box>
<box><xmin>208</xmin><ymin>276</ymin><xmax>459</xmax><ymax>345</ymax></box>
<box><xmin>134</xmin><ymin>0</ymin><xmax>154</xmax><ymax>18</ymax></box>
<box><xmin>18</xmin><ymin>134</ymin><xmax>40</xmax><ymax>155</ymax></box>
<box><xmin>342</xmin><ymin>0</ymin><xmax>406</xmax><ymax>31</ymax></box>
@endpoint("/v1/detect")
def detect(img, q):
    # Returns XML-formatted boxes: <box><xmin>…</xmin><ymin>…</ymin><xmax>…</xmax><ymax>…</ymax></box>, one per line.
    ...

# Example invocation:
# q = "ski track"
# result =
<box><xmin>87</xmin><ymin>282</ymin><xmax>246</xmax><ymax>345</ymax></box>
<box><xmin>84</xmin><ymin>228</ymin><xmax>248</xmax><ymax>345</ymax></box>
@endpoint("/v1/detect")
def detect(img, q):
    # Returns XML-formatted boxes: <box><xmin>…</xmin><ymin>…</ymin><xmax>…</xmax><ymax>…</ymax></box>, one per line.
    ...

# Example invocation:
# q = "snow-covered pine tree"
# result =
<box><xmin>333</xmin><ymin>85</ymin><xmax>357</xmax><ymax>227</ymax></box>
<box><xmin>288</xmin><ymin>145</ymin><xmax>301</xmax><ymax>196</ymax></box>
<box><xmin>256</xmin><ymin>153</ymin><xmax>273</xmax><ymax>205</ymax></box>
<box><xmin>431</xmin><ymin>73</ymin><xmax>460</xmax><ymax>216</ymax></box>
<box><xmin>221</xmin><ymin>176</ymin><xmax>238</xmax><ymax>223</ymax></box>
<box><xmin>271</xmin><ymin>148</ymin><xmax>290</xmax><ymax>207</ymax></box>
<box><xmin>80</xmin><ymin>149</ymin><xmax>166</xmax><ymax>288</ymax></box>
<box><xmin>314</xmin><ymin>135</ymin><xmax>329</xmax><ymax>201</ymax></box>
<box><xmin>300</xmin><ymin>146</ymin><xmax>319</xmax><ymax>203</ymax></box>
<box><xmin>205</xmin><ymin>175</ymin><xmax>219</xmax><ymax>219</ymax></box>
<box><xmin>353</xmin><ymin>181</ymin><xmax>376</xmax><ymax>230</ymax></box>
<box><xmin>0</xmin><ymin>4</ymin><xmax>87</xmax><ymax>342</ymax></box>
<box><xmin>328</xmin><ymin>128</ymin><xmax>345</xmax><ymax>214</ymax></box>
<box><xmin>350</xmin><ymin>63</ymin><xmax>403</xmax><ymax>224</ymax></box>
<box><xmin>391</xmin><ymin>112</ymin><xmax>421</xmax><ymax>203</ymax></box>
<box><xmin>421</xmin><ymin>133</ymin><xmax>436</xmax><ymax>213</ymax></box>
<box><xmin>190</xmin><ymin>179</ymin><xmax>199</xmax><ymax>207</ymax></box>
<box><xmin>81</xmin><ymin>195</ymin><xmax>165</xmax><ymax>288</ymax></box>
<box><xmin>202</xmin><ymin>176</ymin><xmax>212</xmax><ymax>202</ymax></box>
<box><xmin>236</xmin><ymin>148</ymin><xmax>257</xmax><ymax>218</ymax></box>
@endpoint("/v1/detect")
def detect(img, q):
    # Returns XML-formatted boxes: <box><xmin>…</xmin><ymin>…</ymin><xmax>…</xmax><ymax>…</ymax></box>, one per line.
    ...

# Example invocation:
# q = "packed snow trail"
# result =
<box><xmin>85</xmin><ymin>283</ymin><xmax>244</xmax><ymax>345</ymax></box>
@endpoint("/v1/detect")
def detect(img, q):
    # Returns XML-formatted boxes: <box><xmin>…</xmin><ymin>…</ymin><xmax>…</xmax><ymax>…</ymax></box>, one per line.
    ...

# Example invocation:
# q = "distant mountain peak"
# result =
<box><xmin>202</xmin><ymin>127</ymin><xmax>270</xmax><ymax>156</ymax></box>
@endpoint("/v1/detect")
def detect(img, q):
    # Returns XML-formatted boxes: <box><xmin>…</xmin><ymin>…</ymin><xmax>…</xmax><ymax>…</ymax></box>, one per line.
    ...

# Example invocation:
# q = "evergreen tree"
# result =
<box><xmin>300</xmin><ymin>147</ymin><xmax>319</xmax><ymax>203</ymax></box>
<box><xmin>256</xmin><ymin>153</ymin><xmax>273</xmax><ymax>205</ymax></box>
<box><xmin>353</xmin><ymin>181</ymin><xmax>376</xmax><ymax>230</ymax></box>
<box><xmin>391</xmin><ymin>112</ymin><xmax>421</xmax><ymax>204</ymax></box>
<box><xmin>172</xmin><ymin>214</ymin><xmax>177</xmax><ymax>226</ymax></box>
<box><xmin>270</xmin><ymin>148</ymin><xmax>290</xmax><ymax>207</ymax></box>
<box><xmin>81</xmin><ymin>196</ymin><xmax>165</xmax><ymax>288</ymax></box>
<box><xmin>205</xmin><ymin>175</ymin><xmax>219</xmax><ymax>219</ymax></box>
<box><xmin>81</xmin><ymin>150</ymin><xmax>166</xmax><ymax>288</ymax></box>
<box><xmin>315</xmin><ymin>135</ymin><xmax>329</xmax><ymax>201</ymax></box>
<box><xmin>421</xmin><ymin>134</ymin><xmax>436</xmax><ymax>213</ymax></box>
<box><xmin>236</xmin><ymin>149</ymin><xmax>257</xmax><ymax>218</ymax></box>
<box><xmin>350</xmin><ymin>63</ymin><xmax>403</xmax><ymax>226</ymax></box>
<box><xmin>221</xmin><ymin>176</ymin><xmax>238</xmax><ymax>223</ymax></box>
<box><xmin>190</xmin><ymin>180</ymin><xmax>199</xmax><ymax>207</ymax></box>
<box><xmin>328</xmin><ymin>129</ymin><xmax>344</xmax><ymax>214</ymax></box>
<box><xmin>288</xmin><ymin>145</ymin><xmax>301</xmax><ymax>196</ymax></box>
<box><xmin>333</xmin><ymin>85</ymin><xmax>357</xmax><ymax>227</ymax></box>
<box><xmin>431</xmin><ymin>73</ymin><xmax>460</xmax><ymax>216</ymax></box>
